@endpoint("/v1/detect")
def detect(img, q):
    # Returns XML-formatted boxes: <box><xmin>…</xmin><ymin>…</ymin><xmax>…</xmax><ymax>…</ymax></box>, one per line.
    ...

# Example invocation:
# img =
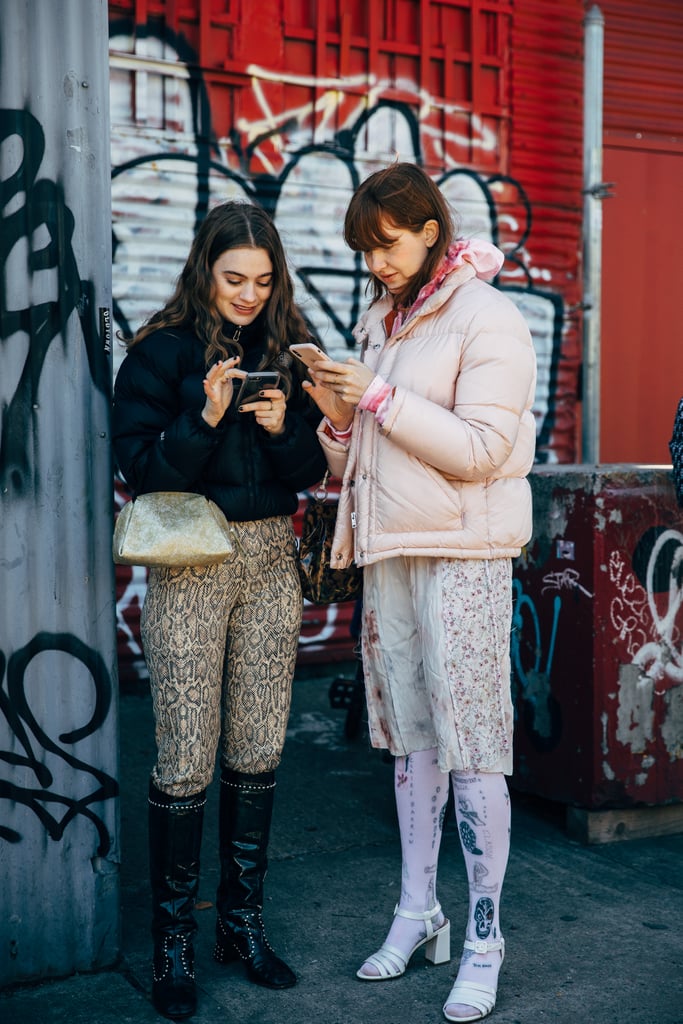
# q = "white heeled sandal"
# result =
<box><xmin>356</xmin><ymin>902</ymin><xmax>451</xmax><ymax>981</ymax></box>
<box><xmin>442</xmin><ymin>937</ymin><xmax>505</xmax><ymax>1022</ymax></box>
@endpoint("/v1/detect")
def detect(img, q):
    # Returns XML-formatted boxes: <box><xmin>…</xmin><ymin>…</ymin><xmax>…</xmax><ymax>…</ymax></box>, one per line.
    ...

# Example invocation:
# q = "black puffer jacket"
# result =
<box><xmin>112</xmin><ymin>323</ymin><xmax>327</xmax><ymax>521</ymax></box>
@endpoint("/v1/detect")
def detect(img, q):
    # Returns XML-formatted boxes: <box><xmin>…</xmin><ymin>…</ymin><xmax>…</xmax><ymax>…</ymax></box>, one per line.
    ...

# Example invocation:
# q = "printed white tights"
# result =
<box><xmin>357</xmin><ymin>748</ymin><xmax>448</xmax><ymax>977</ymax></box>
<box><xmin>445</xmin><ymin>769</ymin><xmax>510</xmax><ymax>1019</ymax></box>
<box><xmin>357</xmin><ymin>750</ymin><xmax>511</xmax><ymax>1023</ymax></box>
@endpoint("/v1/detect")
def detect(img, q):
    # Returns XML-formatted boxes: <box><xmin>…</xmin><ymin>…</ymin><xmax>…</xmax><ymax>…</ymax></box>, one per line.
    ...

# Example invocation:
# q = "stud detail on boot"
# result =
<box><xmin>152</xmin><ymin>933</ymin><xmax>197</xmax><ymax>1021</ymax></box>
<box><xmin>148</xmin><ymin>782</ymin><xmax>205</xmax><ymax>1022</ymax></box>
<box><xmin>214</xmin><ymin>911</ymin><xmax>297</xmax><ymax>989</ymax></box>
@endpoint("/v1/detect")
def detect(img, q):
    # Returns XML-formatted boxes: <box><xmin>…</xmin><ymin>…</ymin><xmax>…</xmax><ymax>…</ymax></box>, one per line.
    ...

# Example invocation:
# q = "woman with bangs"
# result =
<box><xmin>303</xmin><ymin>163</ymin><xmax>537</xmax><ymax>1023</ymax></box>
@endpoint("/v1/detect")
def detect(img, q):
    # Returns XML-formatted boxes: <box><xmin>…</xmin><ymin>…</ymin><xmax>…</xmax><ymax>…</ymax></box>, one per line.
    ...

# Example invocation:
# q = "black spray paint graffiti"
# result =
<box><xmin>108</xmin><ymin>20</ymin><xmax>565</xmax><ymax>455</ymax></box>
<box><xmin>0</xmin><ymin>108</ymin><xmax>109</xmax><ymax>495</ymax></box>
<box><xmin>0</xmin><ymin>110</ymin><xmax>116</xmax><ymax>849</ymax></box>
<box><xmin>0</xmin><ymin>633</ymin><xmax>117</xmax><ymax>854</ymax></box>
<box><xmin>111</xmin><ymin>136</ymin><xmax>563</xmax><ymax>455</ymax></box>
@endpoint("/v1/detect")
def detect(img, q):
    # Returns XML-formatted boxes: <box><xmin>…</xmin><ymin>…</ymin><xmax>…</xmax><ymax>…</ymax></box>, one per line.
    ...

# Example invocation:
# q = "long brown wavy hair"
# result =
<box><xmin>125</xmin><ymin>201</ymin><xmax>313</xmax><ymax>394</ymax></box>
<box><xmin>343</xmin><ymin>163</ymin><xmax>455</xmax><ymax>310</ymax></box>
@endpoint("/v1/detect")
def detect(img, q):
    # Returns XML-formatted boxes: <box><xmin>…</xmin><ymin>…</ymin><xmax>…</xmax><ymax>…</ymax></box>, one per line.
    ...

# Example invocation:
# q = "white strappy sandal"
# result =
<box><xmin>356</xmin><ymin>902</ymin><xmax>451</xmax><ymax>981</ymax></box>
<box><xmin>442</xmin><ymin>937</ymin><xmax>505</xmax><ymax>1022</ymax></box>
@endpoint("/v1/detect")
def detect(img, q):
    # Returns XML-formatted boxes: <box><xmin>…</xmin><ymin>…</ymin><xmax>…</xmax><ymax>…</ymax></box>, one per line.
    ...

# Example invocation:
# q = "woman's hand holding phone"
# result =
<box><xmin>235</xmin><ymin>371</ymin><xmax>286</xmax><ymax>436</ymax></box>
<box><xmin>302</xmin><ymin>353</ymin><xmax>375</xmax><ymax>431</ymax></box>
<box><xmin>291</xmin><ymin>342</ymin><xmax>351</xmax><ymax>429</ymax></box>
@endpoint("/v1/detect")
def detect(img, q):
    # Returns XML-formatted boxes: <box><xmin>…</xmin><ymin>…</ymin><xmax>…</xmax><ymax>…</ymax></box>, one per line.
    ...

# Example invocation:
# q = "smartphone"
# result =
<box><xmin>289</xmin><ymin>343</ymin><xmax>332</xmax><ymax>369</ymax></box>
<box><xmin>234</xmin><ymin>371</ymin><xmax>281</xmax><ymax>407</ymax></box>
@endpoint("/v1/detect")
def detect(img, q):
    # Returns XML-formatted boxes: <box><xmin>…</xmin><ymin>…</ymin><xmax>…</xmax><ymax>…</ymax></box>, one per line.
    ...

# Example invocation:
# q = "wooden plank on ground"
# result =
<box><xmin>566</xmin><ymin>803</ymin><xmax>683</xmax><ymax>845</ymax></box>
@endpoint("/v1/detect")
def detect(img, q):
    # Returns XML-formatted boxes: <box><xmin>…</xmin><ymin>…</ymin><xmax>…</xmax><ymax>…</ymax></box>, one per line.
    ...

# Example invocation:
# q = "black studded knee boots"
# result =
<box><xmin>213</xmin><ymin>768</ymin><xmax>296</xmax><ymax>989</ymax></box>
<box><xmin>148</xmin><ymin>781</ymin><xmax>206</xmax><ymax>1020</ymax></box>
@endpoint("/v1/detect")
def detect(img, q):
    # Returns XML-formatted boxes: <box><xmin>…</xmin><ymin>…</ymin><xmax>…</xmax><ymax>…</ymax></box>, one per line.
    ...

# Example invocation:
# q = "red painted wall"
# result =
<box><xmin>601</xmin><ymin>144</ymin><xmax>683</xmax><ymax>464</ymax></box>
<box><xmin>599</xmin><ymin>0</ymin><xmax>683</xmax><ymax>464</ymax></box>
<box><xmin>109</xmin><ymin>0</ymin><xmax>582</xmax><ymax>460</ymax></box>
<box><xmin>109</xmin><ymin>0</ymin><xmax>588</xmax><ymax>677</ymax></box>
<box><xmin>108</xmin><ymin>1</ymin><xmax>682</xmax><ymax>690</ymax></box>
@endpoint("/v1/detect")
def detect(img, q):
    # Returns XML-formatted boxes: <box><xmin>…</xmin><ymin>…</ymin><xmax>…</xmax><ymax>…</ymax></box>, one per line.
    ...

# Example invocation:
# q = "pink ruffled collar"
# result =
<box><xmin>391</xmin><ymin>239</ymin><xmax>503</xmax><ymax>335</ymax></box>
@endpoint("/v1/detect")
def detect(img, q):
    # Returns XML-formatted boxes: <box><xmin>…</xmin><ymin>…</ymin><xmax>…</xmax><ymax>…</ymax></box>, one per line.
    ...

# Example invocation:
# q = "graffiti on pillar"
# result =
<box><xmin>0</xmin><ymin>106</ymin><xmax>116</xmax><ymax>847</ymax></box>
<box><xmin>0</xmin><ymin>109</ymin><xmax>107</xmax><ymax>496</ymax></box>
<box><xmin>608</xmin><ymin>548</ymin><xmax>653</xmax><ymax>658</ymax></box>
<box><xmin>631</xmin><ymin>528</ymin><xmax>683</xmax><ymax>685</ymax></box>
<box><xmin>0</xmin><ymin>634</ymin><xmax>118</xmax><ymax>853</ymax></box>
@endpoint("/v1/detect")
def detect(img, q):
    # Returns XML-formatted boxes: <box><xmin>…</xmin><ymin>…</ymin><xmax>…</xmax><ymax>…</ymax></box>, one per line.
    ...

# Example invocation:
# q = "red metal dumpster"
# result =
<box><xmin>511</xmin><ymin>465</ymin><xmax>683</xmax><ymax>810</ymax></box>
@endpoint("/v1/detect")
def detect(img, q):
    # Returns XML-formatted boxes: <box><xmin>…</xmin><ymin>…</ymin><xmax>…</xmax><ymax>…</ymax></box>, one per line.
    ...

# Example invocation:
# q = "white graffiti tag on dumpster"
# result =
<box><xmin>631</xmin><ymin>529</ymin><xmax>683</xmax><ymax>687</ymax></box>
<box><xmin>608</xmin><ymin>549</ymin><xmax>652</xmax><ymax>658</ymax></box>
<box><xmin>612</xmin><ymin>531</ymin><xmax>683</xmax><ymax>761</ymax></box>
<box><xmin>541</xmin><ymin>568</ymin><xmax>593</xmax><ymax>598</ymax></box>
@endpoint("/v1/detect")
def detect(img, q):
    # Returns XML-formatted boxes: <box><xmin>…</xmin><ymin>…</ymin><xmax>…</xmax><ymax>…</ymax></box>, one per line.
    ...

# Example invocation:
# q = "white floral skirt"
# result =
<box><xmin>360</xmin><ymin>556</ymin><xmax>513</xmax><ymax>774</ymax></box>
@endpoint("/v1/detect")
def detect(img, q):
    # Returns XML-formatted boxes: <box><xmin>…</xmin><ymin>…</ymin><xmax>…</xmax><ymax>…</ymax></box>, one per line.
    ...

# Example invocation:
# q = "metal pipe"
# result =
<box><xmin>582</xmin><ymin>4</ymin><xmax>605</xmax><ymax>463</ymax></box>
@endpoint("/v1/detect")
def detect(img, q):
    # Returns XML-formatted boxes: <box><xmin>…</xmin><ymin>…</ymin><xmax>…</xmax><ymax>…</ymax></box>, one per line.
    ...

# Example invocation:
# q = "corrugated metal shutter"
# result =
<box><xmin>600</xmin><ymin>0</ymin><xmax>683</xmax><ymax>146</ymax></box>
<box><xmin>508</xmin><ymin>0</ymin><xmax>585</xmax><ymax>463</ymax></box>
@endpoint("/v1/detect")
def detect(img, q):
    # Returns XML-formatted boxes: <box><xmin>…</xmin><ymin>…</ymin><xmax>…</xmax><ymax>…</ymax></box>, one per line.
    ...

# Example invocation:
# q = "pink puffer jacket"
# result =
<box><xmin>318</xmin><ymin>259</ymin><xmax>537</xmax><ymax>568</ymax></box>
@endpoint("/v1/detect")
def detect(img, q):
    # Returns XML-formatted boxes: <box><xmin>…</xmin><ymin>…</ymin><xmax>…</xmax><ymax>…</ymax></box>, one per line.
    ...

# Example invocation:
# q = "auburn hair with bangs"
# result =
<box><xmin>344</xmin><ymin>163</ymin><xmax>455</xmax><ymax>309</ymax></box>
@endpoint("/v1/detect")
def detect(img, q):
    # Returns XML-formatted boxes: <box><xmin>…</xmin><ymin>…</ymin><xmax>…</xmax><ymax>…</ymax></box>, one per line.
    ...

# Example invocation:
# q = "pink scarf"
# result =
<box><xmin>391</xmin><ymin>239</ymin><xmax>504</xmax><ymax>335</ymax></box>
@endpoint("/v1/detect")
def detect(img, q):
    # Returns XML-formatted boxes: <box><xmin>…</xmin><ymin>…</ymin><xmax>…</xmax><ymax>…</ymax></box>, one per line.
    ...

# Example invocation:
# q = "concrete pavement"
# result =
<box><xmin>2</xmin><ymin>663</ymin><xmax>683</xmax><ymax>1024</ymax></box>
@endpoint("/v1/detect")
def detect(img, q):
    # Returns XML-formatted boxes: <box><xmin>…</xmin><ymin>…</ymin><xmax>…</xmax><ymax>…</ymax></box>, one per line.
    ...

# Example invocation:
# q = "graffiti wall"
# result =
<box><xmin>108</xmin><ymin>0</ymin><xmax>583</xmax><ymax>679</ymax></box>
<box><xmin>107</xmin><ymin>2</ymin><xmax>682</xmax><ymax>802</ymax></box>
<box><xmin>108</xmin><ymin>1</ymin><xmax>572</xmax><ymax>438</ymax></box>
<box><xmin>0</xmin><ymin>0</ymin><xmax>118</xmax><ymax>987</ymax></box>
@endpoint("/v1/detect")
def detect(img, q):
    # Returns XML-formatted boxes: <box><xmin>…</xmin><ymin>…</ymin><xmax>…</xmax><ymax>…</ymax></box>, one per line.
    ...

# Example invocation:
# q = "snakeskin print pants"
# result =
<box><xmin>140</xmin><ymin>516</ymin><xmax>302</xmax><ymax>797</ymax></box>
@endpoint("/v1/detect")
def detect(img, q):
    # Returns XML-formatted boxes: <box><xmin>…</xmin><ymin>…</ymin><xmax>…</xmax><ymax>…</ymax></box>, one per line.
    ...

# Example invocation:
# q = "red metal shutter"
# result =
<box><xmin>508</xmin><ymin>0</ymin><xmax>585</xmax><ymax>464</ymax></box>
<box><xmin>601</xmin><ymin>0</ymin><xmax>683</xmax><ymax>147</ymax></box>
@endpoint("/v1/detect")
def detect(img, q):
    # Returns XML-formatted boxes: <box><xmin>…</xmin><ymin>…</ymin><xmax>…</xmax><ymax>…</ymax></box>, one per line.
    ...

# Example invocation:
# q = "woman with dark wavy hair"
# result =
<box><xmin>113</xmin><ymin>200</ymin><xmax>327</xmax><ymax>1021</ymax></box>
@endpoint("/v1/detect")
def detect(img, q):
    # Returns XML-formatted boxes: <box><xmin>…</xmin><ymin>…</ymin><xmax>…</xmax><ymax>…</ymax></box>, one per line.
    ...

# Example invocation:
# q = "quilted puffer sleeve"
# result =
<box><xmin>112</xmin><ymin>331</ymin><xmax>223</xmax><ymax>495</ymax></box>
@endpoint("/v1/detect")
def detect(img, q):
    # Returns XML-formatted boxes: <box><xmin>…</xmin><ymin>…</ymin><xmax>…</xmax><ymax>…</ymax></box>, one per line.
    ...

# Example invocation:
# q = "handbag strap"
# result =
<box><xmin>314</xmin><ymin>469</ymin><xmax>330</xmax><ymax>501</ymax></box>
